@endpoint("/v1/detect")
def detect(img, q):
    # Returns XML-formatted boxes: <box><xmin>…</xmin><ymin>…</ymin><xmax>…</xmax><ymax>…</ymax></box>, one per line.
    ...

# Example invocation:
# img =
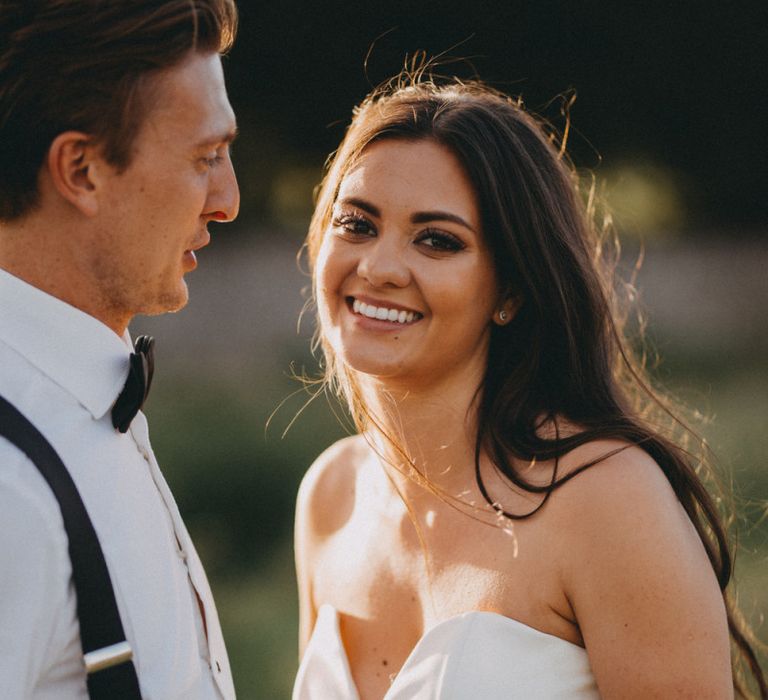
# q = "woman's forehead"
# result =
<box><xmin>335</xmin><ymin>140</ymin><xmax>479</xmax><ymax>219</ymax></box>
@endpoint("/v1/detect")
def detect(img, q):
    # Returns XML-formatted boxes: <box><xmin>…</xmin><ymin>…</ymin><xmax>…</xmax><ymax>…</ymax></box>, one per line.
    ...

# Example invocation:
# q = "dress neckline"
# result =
<box><xmin>313</xmin><ymin>603</ymin><xmax>587</xmax><ymax>699</ymax></box>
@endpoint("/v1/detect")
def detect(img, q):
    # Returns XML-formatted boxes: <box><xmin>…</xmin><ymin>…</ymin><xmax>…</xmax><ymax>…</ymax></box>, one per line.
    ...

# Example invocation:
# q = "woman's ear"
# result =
<box><xmin>492</xmin><ymin>295</ymin><xmax>521</xmax><ymax>326</ymax></box>
<box><xmin>46</xmin><ymin>131</ymin><xmax>102</xmax><ymax>217</ymax></box>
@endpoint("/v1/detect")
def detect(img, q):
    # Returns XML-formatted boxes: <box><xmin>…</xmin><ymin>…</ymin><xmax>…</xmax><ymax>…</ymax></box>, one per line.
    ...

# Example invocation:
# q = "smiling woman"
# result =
<box><xmin>315</xmin><ymin>139</ymin><xmax>504</xmax><ymax>387</ymax></box>
<box><xmin>293</xmin><ymin>72</ymin><xmax>766</xmax><ymax>699</ymax></box>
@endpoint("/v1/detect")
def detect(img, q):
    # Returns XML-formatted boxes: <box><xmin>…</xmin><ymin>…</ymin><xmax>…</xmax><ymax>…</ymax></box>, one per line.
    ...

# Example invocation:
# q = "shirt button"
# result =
<box><xmin>216</xmin><ymin>660</ymin><xmax>222</xmax><ymax>673</ymax></box>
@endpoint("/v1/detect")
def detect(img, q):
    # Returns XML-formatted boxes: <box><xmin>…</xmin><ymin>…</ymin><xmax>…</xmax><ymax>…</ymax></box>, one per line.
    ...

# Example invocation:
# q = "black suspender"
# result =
<box><xmin>0</xmin><ymin>395</ymin><xmax>142</xmax><ymax>699</ymax></box>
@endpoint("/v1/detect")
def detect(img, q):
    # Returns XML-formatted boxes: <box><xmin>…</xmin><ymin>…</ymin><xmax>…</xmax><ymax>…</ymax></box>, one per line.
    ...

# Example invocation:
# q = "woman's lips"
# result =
<box><xmin>347</xmin><ymin>296</ymin><xmax>423</xmax><ymax>324</ymax></box>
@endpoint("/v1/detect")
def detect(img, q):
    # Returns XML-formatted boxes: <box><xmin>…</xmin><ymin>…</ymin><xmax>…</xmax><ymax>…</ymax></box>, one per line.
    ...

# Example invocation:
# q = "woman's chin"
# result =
<box><xmin>337</xmin><ymin>349</ymin><xmax>409</xmax><ymax>382</ymax></box>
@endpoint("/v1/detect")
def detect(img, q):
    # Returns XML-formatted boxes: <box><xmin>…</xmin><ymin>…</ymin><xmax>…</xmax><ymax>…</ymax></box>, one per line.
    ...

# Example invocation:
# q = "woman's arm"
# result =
<box><xmin>557</xmin><ymin>444</ymin><xmax>733</xmax><ymax>698</ymax></box>
<box><xmin>294</xmin><ymin>469</ymin><xmax>318</xmax><ymax>657</ymax></box>
<box><xmin>294</xmin><ymin>435</ymin><xmax>364</xmax><ymax>657</ymax></box>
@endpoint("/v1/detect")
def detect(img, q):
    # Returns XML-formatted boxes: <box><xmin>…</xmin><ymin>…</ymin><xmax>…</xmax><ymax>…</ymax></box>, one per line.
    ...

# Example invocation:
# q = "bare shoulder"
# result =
<box><xmin>294</xmin><ymin>433</ymin><xmax>371</xmax><ymax>653</ymax></box>
<box><xmin>552</xmin><ymin>439</ymin><xmax>686</xmax><ymax>526</ymax></box>
<box><xmin>549</xmin><ymin>438</ymin><xmax>709</xmax><ymax>582</ymax></box>
<box><xmin>533</xmin><ymin>421</ymin><xmax>688</xmax><ymax>526</ymax></box>
<box><xmin>295</xmin><ymin>433</ymin><xmax>371</xmax><ymax>541</ymax></box>
<box><xmin>549</xmin><ymin>439</ymin><xmax>732</xmax><ymax>697</ymax></box>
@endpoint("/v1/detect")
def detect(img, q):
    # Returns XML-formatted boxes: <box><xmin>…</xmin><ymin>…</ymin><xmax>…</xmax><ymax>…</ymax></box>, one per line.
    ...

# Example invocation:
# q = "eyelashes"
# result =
<box><xmin>200</xmin><ymin>144</ymin><xmax>233</xmax><ymax>169</ymax></box>
<box><xmin>331</xmin><ymin>211</ymin><xmax>466</xmax><ymax>253</ymax></box>
<box><xmin>332</xmin><ymin>212</ymin><xmax>374</xmax><ymax>236</ymax></box>
<box><xmin>414</xmin><ymin>230</ymin><xmax>465</xmax><ymax>252</ymax></box>
<box><xmin>202</xmin><ymin>155</ymin><xmax>225</xmax><ymax>167</ymax></box>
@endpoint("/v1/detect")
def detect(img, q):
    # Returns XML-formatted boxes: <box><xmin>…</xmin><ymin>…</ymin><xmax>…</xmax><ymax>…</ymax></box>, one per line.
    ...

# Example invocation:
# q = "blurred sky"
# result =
<box><xmin>222</xmin><ymin>0</ymin><xmax>768</xmax><ymax>233</ymax></box>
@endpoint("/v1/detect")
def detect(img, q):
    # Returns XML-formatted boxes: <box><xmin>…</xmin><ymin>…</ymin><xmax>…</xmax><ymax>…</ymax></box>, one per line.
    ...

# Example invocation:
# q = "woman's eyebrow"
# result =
<box><xmin>411</xmin><ymin>210</ymin><xmax>476</xmax><ymax>233</ymax></box>
<box><xmin>336</xmin><ymin>197</ymin><xmax>380</xmax><ymax>217</ymax></box>
<box><xmin>337</xmin><ymin>198</ymin><xmax>475</xmax><ymax>233</ymax></box>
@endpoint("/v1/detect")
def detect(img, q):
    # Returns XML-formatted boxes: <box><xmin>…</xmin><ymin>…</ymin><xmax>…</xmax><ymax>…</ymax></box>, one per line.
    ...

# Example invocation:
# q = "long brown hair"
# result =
<box><xmin>305</xmin><ymin>72</ymin><xmax>766</xmax><ymax>697</ymax></box>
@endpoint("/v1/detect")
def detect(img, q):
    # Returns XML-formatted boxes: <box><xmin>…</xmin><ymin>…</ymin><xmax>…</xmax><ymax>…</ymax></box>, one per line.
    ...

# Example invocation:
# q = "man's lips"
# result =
<box><xmin>183</xmin><ymin>231</ymin><xmax>211</xmax><ymax>264</ymax></box>
<box><xmin>188</xmin><ymin>230</ymin><xmax>211</xmax><ymax>253</ymax></box>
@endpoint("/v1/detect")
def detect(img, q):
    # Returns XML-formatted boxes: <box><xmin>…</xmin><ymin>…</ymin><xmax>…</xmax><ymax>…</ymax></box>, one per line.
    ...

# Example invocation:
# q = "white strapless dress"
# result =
<box><xmin>292</xmin><ymin>604</ymin><xmax>600</xmax><ymax>699</ymax></box>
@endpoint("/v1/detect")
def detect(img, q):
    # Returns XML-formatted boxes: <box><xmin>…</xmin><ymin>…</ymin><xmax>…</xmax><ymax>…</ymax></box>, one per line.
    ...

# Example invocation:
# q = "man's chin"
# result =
<box><xmin>140</xmin><ymin>285</ymin><xmax>189</xmax><ymax>317</ymax></box>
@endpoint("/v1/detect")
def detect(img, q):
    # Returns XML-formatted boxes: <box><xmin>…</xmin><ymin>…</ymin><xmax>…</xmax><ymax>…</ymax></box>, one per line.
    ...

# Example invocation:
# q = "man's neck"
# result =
<box><xmin>0</xmin><ymin>217</ymin><xmax>129</xmax><ymax>337</ymax></box>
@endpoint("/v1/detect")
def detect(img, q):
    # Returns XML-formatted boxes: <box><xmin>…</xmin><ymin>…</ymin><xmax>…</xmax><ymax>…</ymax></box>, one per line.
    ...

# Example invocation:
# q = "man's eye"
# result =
<box><xmin>416</xmin><ymin>229</ymin><xmax>464</xmax><ymax>252</ymax></box>
<box><xmin>332</xmin><ymin>214</ymin><xmax>375</xmax><ymax>236</ymax></box>
<box><xmin>202</xmin><ymin>154</ymin><xmax>225</xmax><ymax>167</ymax></box>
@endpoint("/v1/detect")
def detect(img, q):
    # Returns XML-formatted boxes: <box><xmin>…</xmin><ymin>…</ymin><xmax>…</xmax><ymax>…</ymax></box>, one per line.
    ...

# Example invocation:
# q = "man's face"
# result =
<box><xmin>90</xmin><ymin>51</ymin><xmax>239</xmax><ymax>325</ymax></box>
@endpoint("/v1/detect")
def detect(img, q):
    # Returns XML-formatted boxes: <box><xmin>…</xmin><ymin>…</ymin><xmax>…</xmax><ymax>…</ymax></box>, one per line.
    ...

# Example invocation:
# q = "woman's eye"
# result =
<box><xmin>416</xmin><ymin>230</ymin><xmax>465</xmax><ymax>252</ymax></box>
<box><xmin>333</xmin><ymin>214</ymin><xmax>375</xmax><ymax>236</ymax></box>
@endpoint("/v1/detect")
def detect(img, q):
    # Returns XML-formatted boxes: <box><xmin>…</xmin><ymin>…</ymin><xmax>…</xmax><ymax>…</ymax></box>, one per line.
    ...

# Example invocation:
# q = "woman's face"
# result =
<box><xmin>315</xmin><ymin>138</ymin><xmax>502</xmax><ymax>391</ymax></box>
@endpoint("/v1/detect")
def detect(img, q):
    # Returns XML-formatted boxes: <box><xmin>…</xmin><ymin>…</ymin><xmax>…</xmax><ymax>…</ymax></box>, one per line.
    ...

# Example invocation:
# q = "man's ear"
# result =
<box><xmin>46</xmin><ymin>131</ymin><xmax>105</xmax><ymax>217</ymax></box>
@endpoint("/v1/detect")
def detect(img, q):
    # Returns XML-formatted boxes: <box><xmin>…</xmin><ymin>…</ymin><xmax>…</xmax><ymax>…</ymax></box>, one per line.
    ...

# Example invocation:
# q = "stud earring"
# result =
<box><xmin>498</xmin><ymin>310</ymin><xmax>508</xmax><ymax>322</ymax></box>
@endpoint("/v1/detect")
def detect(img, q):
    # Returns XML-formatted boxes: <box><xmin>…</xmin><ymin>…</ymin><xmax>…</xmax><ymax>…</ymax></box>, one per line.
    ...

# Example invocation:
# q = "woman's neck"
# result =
<box><xmin>357</xmin><ymin>369</ymin><xmax>484</xmax><ymax>503</ymax></box>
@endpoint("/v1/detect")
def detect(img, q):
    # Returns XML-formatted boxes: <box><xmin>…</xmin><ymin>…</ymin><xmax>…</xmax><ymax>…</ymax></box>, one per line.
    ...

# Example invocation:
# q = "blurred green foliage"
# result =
<box><xmin>145</xmin><ymin>366</ymin><xmax>346</xmax><ymax>575</ymax></box>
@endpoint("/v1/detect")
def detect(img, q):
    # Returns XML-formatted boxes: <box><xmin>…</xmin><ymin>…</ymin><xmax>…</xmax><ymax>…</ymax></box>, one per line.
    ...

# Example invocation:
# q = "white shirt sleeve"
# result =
<box><xmin>0</xmin><ymin>448</ymin><xmax>84</xmax><ymax>698</ymax></box>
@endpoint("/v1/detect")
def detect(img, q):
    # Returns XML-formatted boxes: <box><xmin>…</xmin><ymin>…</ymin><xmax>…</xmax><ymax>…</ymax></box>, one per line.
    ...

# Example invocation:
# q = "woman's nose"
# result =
<box><xmin>356</xmin><ymin>236</ymin><xmax>411</xmax><ymax>288</ymax></box>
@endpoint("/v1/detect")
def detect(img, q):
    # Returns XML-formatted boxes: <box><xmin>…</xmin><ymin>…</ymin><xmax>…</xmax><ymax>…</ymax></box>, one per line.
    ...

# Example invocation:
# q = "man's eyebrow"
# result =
<box><xmin>196</xmin><ymin>125</ymin><xmax>239</xmax><ymax>148</ymax></box>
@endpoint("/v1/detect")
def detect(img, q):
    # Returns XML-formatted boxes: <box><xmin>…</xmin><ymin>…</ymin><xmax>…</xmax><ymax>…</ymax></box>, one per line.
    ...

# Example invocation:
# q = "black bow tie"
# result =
<box><xmin>112</xmin><ymin>335</ymin><xmax>155</xmax><ymax>433</ymax></box>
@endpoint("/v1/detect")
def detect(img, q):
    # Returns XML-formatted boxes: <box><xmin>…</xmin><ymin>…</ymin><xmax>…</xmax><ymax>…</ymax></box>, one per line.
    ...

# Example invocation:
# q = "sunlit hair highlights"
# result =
<box><xmin>0</xmin><ymin>0</ymin><xmax>238</xmax><ymax>221</ymax></box>
<box><xmin>306</xmin><ymin>69</ymin><xmax>766</xmax><ymax>697</ymax></box>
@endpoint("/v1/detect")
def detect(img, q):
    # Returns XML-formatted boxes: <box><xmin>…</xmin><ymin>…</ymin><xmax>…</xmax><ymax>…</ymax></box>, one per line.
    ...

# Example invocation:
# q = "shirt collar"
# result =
<box><xmin>0</xmin><ymin>267</ymin><xmax>132</xmax><ymax>420</ymax></box>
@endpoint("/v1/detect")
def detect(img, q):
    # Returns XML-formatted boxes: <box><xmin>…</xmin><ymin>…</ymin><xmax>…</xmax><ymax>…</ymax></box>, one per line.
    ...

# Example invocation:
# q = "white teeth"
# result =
<box><xmin>350</xmin><ymin>298</ymin><xmax>420</xmax><ymax>324</ymax></box>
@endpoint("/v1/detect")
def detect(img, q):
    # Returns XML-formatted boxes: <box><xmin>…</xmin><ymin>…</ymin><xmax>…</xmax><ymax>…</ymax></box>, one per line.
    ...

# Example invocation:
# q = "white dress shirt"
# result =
<box><xmin>0</xmin><ymin>268</ymin><xmax>235</xmax><ymax>699</ymax></box>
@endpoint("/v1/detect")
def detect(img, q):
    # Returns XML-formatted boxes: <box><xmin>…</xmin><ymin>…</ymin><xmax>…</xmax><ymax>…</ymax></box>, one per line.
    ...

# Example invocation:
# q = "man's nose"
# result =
<box><xmin>207</xmin><ymin>155</ymin><xmax>240</xmax><ymax>222</ymax></box>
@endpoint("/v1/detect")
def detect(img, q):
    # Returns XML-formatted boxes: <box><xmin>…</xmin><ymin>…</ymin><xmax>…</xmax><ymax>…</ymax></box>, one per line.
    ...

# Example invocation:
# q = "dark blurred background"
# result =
<box><xmin>132</xmin><ymin>1</ymin><xmax>767</xmax><ymax>696</ymax></box>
